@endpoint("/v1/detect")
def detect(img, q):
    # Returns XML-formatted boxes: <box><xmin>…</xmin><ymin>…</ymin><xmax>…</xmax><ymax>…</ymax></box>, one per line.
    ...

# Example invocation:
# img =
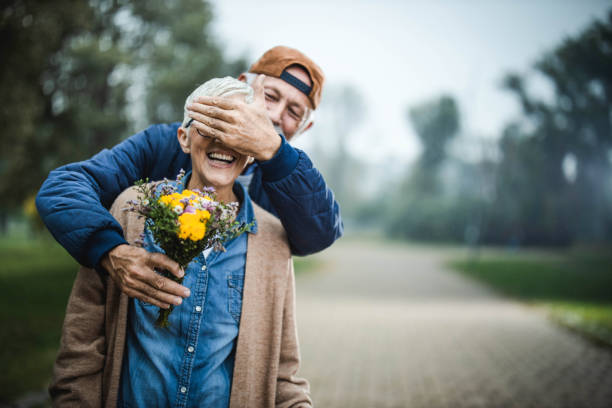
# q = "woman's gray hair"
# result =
<box><xmin>181</xmin><ymin>76</ymin><xmax>254</xmax><ymax>128</ymax></box>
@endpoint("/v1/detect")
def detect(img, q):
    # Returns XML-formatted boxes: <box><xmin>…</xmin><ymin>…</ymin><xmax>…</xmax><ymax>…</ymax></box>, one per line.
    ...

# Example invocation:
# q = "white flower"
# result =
<box><xmin>193</xmin><ymin>198</ymin><xmax>204</xmax><ymax>210</ymax></box>
<box><xmin>173</xmin><ymin>205</ymin><xmax>183</xmax><ymax>214</ymax></box>
<box><xmin>198</xmin><ymin>197</ymin><xmax>209</xmax><ymax>206</ymax></box>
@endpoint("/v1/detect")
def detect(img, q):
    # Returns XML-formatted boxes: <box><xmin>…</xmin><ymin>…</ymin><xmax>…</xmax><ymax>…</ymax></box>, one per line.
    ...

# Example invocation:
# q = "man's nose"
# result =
<box><xmin>266</xmin><ymin>102</ymin><xmax>283</xmax><ymax>126</ymax></box>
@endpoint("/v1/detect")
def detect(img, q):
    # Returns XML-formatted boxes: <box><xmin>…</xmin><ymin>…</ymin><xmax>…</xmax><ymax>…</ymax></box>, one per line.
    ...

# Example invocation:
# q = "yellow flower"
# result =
<box><xmin>159</xmin><ymin>192</ymin><xmax>185</xmax><ymax>209</ymax></box>
<box><xmin>177</xmin><ymin>210</ymin><xmax>210</xmax><ymax>241</ymax></box>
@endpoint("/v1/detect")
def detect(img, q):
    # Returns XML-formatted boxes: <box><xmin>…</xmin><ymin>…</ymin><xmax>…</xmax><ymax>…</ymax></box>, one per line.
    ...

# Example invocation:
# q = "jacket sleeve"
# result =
<box><xmin>35</xmin><ymin>123</ymin><xmax>183</xmax><ymax>269</ymax></box>
<box><xmin>49</xmin><ymin>266</ymin><xmax>106</xmax><ymax>408</ymax></box>
<box><xmin>275</xmin><ymin>260</ymin><xmax>312</xmax><ymax>408</ymax></box>
<box><xmin>258</xmin><ymin>135</ymin><xmax>343</xmax><ymax>256</ymax></box>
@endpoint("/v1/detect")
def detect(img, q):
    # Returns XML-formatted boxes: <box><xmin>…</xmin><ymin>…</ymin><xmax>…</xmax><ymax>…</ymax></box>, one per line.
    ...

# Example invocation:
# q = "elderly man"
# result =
<box><xmin>36</xmin><ymin>46</ymin><xmax>342</xmax><ymax>309</ymax></box>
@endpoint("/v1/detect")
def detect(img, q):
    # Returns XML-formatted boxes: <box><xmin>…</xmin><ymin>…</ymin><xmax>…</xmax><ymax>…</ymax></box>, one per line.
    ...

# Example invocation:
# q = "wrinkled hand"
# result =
<box><xmin>100</xmin><ymin>244</ymin><xmax>190</xmax><ymax>309</ymax></box>
<box><xmin>187</xmin><ymin>74</ymin><xmax>281</xmax><ymax>161</ymax></box>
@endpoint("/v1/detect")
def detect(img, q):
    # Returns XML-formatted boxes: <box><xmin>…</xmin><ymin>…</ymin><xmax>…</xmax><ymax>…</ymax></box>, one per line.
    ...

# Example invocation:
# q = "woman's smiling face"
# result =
<box><xmin>177</xmin><ymin>94</ymin><xmax>250</xmax><ymax>201</ymax></box>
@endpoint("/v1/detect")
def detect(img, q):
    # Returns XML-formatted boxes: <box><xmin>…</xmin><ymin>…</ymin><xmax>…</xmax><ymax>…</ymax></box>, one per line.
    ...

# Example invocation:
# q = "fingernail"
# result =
<box><xmin>183</xmin><ymin>288</ymin><xmax>191</xmax><ymax>297</ymax></box>
<box><xmin>174</xmin><ymin>297</ymin><xmax>182</xmax><ymax>305</ymax></box>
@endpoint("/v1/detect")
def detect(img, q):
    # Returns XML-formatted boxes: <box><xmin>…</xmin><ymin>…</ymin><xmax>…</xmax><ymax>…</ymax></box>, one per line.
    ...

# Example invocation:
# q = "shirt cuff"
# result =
<box><xmin>257</xmin><ymin>134</ymin><xmax>299</xmax><ymax>182</ymax></box>
<box><xmin>86</xmin><ymin>229</ymin><xmax>129</xmax><ymax>273</ymax></box>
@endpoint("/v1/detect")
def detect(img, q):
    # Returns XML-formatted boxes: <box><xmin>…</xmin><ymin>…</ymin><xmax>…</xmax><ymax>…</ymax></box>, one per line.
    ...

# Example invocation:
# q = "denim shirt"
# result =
<box><xmin>118</xmin><ymin>178</ymin><xmax>256</xmax><ymax>408</ymax></box>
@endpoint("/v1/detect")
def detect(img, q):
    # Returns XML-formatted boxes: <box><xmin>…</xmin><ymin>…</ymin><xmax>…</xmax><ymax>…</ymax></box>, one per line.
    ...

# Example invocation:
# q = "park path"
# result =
<box><xmin>294</xmin><ymin>240</ymin><xmax>612</xmax><ymax>408</ymax></box>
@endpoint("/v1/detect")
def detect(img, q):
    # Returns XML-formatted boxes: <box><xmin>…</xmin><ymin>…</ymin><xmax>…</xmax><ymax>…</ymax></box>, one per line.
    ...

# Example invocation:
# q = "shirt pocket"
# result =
<box><xmin>227</xmin><ymin>275</ymin><xmax>244</xmax><ymax>324</ymax></box>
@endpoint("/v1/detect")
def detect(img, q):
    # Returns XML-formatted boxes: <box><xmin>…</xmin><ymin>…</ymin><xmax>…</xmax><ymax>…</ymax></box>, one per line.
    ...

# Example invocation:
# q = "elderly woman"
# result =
<box><xmin>50</xmin><ymin>77</ymin><xmax>311</xmax><ymax>408</ymax></box>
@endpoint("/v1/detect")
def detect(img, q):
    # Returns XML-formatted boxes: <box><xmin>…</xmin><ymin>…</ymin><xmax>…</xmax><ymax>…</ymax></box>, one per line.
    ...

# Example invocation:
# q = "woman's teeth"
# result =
<box><xmin>207</xmin><ymin>152</ymin><xmax>235</xmax><ymax>163</ymax></box>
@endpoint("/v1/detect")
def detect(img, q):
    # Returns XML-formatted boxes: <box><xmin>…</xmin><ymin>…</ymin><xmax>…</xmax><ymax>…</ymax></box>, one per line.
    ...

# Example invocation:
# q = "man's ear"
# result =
<box><xmin>303</xmin><ymin>121</ymin><xmax>314</xmax><ymax>133</ymax></box>
<box><xmin>177</xmin><ymin>127</ymin><xmax>191</xmax><ymax>154</ymax></box>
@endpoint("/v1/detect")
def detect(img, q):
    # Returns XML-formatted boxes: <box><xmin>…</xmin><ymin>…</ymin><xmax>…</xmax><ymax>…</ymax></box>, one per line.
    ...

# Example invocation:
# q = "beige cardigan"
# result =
<box><xmin>49</xmin><ymin>187</ymin><xmax>312</xmax><ymax>408</ymax></box>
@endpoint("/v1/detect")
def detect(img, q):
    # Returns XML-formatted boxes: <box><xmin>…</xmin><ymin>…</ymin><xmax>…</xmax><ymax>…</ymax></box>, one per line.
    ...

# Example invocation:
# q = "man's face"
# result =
<box><xmin>261</xmin><ymin>66</ymin><xmax>313</xmax><ymax>140</ymax></box>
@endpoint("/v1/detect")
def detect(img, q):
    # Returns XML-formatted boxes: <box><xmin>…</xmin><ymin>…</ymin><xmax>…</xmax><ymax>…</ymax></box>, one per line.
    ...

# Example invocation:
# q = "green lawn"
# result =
<box><xmin>0</xmin><ymin>236</ymin><xmax>77</xmax><ymax>402</ymax></box>
<box><xmin>449</xmin><ymin>248</ymin><xmax>612</xmax><ymax>346</ymax></box>
<box><xmin>293</xmin><ymin>256</ymin><xmax>320</xmax><ymax>275</ymax></box>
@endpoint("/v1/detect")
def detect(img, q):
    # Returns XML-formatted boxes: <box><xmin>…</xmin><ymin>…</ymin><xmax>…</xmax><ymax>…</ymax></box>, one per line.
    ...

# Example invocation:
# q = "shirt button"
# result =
<box><xmin>180</xmin><ymin>386</ymin><xmax>187</xmax><ymax>393</ymax></box>
<box><xmin>187</xmin><ymin>346</ymin><xmax>194</xmax><ymax>353</ymax></box>
<box><xmin>195</xmin><ymin>306</ymin><xmax>202</xmax><ymax>312</ymax></box>
<box><xmin>201</xmin><ymin>265</ymin><xmax>206</xmax><ymax>271</ymax></box>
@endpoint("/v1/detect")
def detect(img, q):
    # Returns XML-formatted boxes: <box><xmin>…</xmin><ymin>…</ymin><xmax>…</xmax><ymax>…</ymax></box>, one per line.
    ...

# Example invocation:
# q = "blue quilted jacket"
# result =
<box><xmin>36</xmin><ymin>123</ymin><xmax>343</xmax><ymax>268</ymax></box>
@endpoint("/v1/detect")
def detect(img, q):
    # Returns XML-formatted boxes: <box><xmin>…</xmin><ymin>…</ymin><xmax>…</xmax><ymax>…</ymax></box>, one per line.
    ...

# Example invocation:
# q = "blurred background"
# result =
<box><xmin>1</xmin><ymin>0</ymin><xmax>612</xmax><ymax>406</ymax></box>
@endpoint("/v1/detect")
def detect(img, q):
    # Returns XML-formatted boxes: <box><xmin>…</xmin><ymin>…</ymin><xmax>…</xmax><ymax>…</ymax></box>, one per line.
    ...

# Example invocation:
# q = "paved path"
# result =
<box><xmin>294</xmin><ymin>240</ymin><xmax>612</xmax><ymax>408</ymax></box>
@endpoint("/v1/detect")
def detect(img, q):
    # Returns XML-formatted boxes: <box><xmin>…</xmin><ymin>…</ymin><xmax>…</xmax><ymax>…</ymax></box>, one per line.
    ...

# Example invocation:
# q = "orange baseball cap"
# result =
<box><xmin>249</xmin><ymin>45</ymin><xmax>325</xmax><ymax>109</ymax></box>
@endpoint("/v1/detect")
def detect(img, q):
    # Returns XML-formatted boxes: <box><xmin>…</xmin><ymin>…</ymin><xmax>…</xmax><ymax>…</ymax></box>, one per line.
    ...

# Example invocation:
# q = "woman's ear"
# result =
<box><xmin>177</xmin><ymin>127</ymin><xmax>191</xmax><ymax>154</ymax></box>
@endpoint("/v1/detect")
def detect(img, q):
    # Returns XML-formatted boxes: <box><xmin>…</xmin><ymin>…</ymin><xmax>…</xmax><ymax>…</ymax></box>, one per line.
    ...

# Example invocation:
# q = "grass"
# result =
<box><xmin>0</xmin><ymin>235</ymin><xmax>78</xmax><ymax>403</ymax></box>
<box><xmin>293</xmin><ymin>256</ymin><xmax>321</xmax><ymax>275</ymax></box>
<box><xmin>449</xmin><ymin>247</ymin><xmax>612</xmax><ymax>346</ymax></box>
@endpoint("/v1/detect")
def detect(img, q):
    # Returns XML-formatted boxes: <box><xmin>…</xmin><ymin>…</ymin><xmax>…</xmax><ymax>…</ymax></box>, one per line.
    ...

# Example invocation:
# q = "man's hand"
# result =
<box><xmin>100</xmin><ymin>244</ymin><xmax>190</xmax><ymax>308</ymax></box>
<box><xmin>186</xmin><ymin>74</ymin><xmax>281</xmax><ymax>161</ymax></box>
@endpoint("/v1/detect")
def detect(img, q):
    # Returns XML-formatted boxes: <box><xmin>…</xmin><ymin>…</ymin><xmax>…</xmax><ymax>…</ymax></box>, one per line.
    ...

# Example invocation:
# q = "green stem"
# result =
<box><xmin>155</xmin><ymin>269</ymin><xmax>186</xmax><ymax>328</ymax></box>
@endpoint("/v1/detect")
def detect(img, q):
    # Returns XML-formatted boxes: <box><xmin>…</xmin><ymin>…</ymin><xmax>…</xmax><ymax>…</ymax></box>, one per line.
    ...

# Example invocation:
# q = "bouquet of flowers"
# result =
<box><xmin>126</xmin><ymin>170</ymin><xmax>250</xmax><ymax>328</ymax></box>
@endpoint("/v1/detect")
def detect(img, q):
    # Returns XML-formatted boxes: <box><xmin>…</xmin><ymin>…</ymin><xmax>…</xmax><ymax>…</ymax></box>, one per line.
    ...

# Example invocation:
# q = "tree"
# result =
<box><xmin>0</xmin><ymin>0</ymin><xmax>246</xmax><ymax>229</ymax></box>
<box><xmin>0</xmin><ymin>0</ymin><xmax>95</xmax><ymax>212</ymax></box>
<box><xmin>128</xmin><ymin>0</ymin><xmax>247</xmax><ymax>124</ymax></box>
<box><xmin>407</xmin><ymin>95</ymin><xmax>459</xmax><ymax>195</ymax></box>
<box><xmin>494</xmin><ymin>10</ymin><xmax>612</xmax><ymax>245</ymax></box>
<box><xmin>384</xmin><ymin>95</ymin><xmax>462</xmax><ymax>241</ymax></box>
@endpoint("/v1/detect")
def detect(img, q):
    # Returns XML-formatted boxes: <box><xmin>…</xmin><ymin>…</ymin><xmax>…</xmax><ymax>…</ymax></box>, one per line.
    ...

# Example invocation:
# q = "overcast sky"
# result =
<box><xmin>210</xmin><ymin>0</ymin><xmax>611</xmax><ymax>164</ymax></box>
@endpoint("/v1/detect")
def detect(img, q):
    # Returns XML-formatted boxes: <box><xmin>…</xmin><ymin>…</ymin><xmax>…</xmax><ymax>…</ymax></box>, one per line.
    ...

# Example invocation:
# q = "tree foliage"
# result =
<box><xmin>409</xmin><ymin>95</ymin><xmax>460</xmax><ymax>171</ymax></box>
<box><xmin>128</xmin><ymin>0</ymin><xmax>247</xmax><ymax>124</ymax></box>
<box><xmin>385</xmin><ymin>11</ymin><xmax>612</xmax><ymax>246</ymax></box>
<box><xmin>407</xmin><ymin>95</ymin><xmax>459</xmax><ymax>195</ymax></box>
<box><xmin>381</xmin><ymin>95</ymin><xmax>461</xmax><ymax>241</ymax></box>
<box><xmin>0</xmin><ymin>0</ymin><xmax>247</xmax><ymax>215</ymax></box>
<box><xmin>493</xmin><ymin>10</ymin><xmax>612</xmax><ymax>245</ymax></box>
<box><xmin>1</xmin><ymin>0</ymin><xmax>96</xmax><ymax>210</ymax></box>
